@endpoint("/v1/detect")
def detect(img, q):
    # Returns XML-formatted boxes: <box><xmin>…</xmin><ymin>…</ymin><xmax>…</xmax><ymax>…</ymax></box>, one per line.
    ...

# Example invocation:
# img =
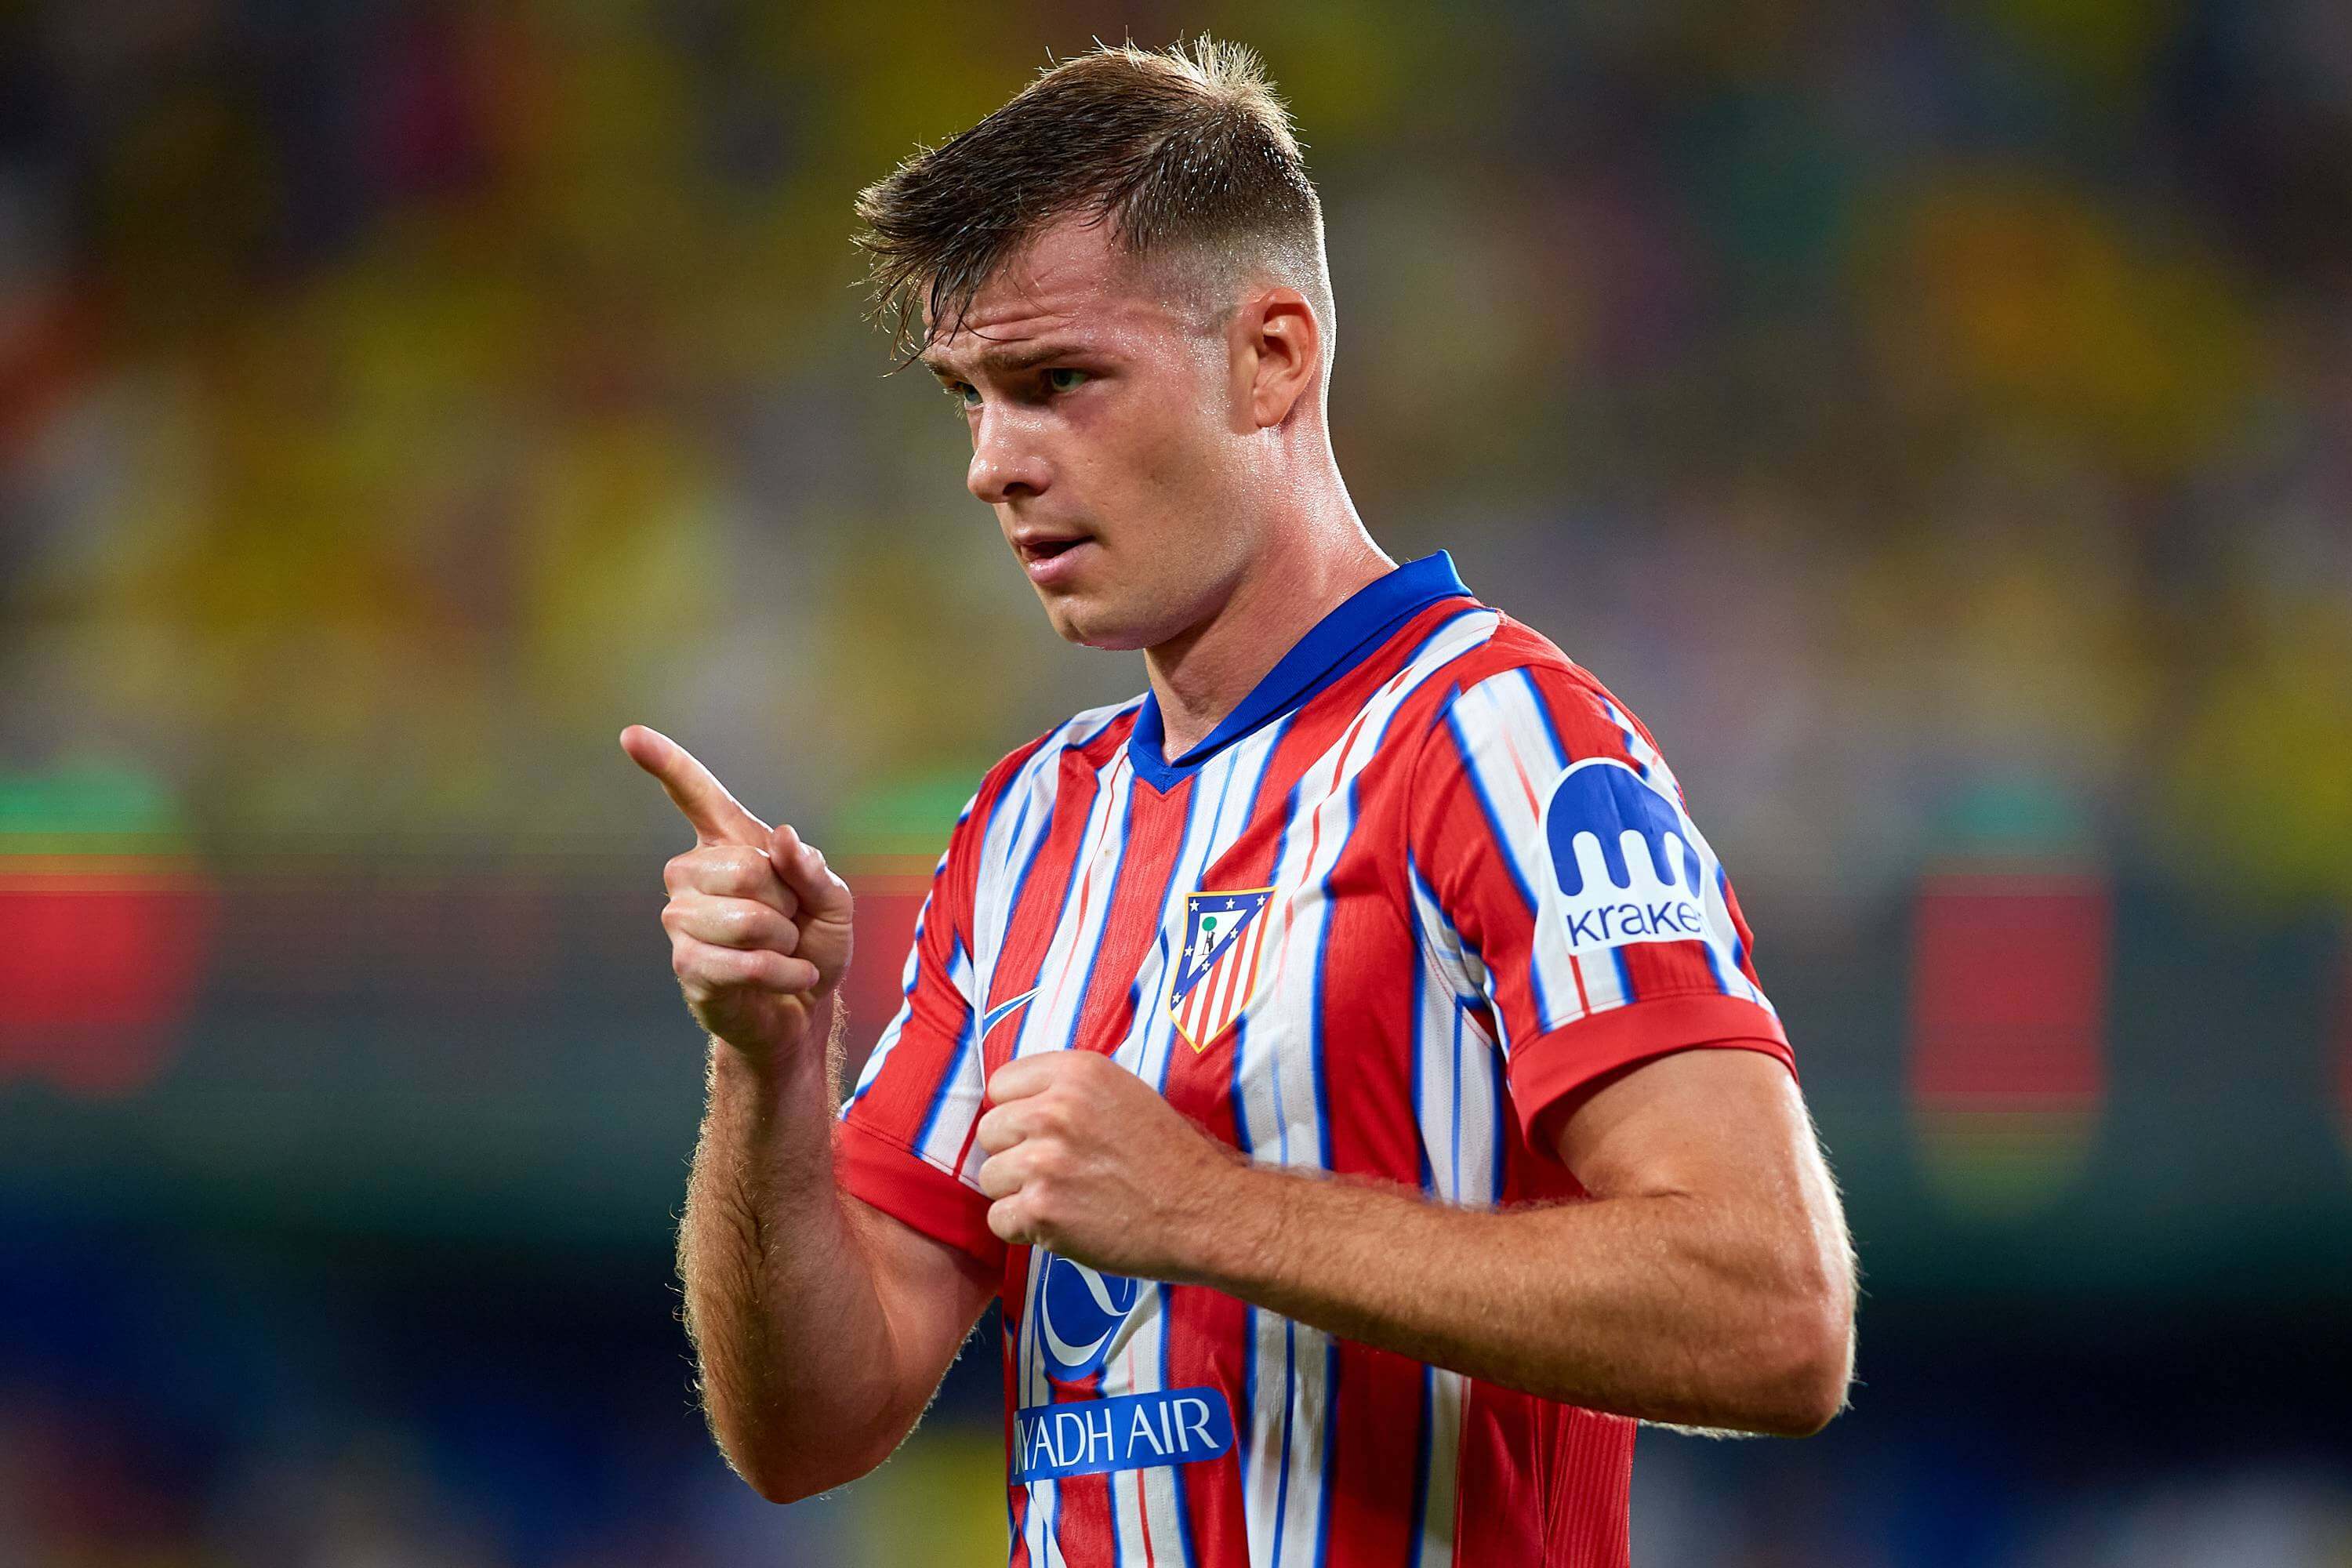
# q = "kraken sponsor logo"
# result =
<box><xmin>1542</xmin><ymin>758</ymin><xmax>1711</xmax><ymax>956</ymax></box>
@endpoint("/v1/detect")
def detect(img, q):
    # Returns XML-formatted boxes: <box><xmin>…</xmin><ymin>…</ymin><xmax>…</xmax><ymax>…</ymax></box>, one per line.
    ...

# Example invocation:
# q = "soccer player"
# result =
<box><xmin>623</xmin><ymin>38</ymin><xmax>1853</xmax><ymax>1568</ymax></box>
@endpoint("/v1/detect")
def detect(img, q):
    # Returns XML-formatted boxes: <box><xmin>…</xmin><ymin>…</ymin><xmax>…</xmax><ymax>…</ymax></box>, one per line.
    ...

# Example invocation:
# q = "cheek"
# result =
<box><xmin>1117</xmin><ymin>388</ymin><xmax>1240</xmax><ymax>530</ymax></box>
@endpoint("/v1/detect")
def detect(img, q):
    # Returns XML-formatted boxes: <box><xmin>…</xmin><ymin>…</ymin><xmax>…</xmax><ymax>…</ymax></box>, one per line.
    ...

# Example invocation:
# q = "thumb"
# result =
<box><xmin>770</xmin><ymin>822</ymin><xmax>853</xmax><ymax>922</ymax></box>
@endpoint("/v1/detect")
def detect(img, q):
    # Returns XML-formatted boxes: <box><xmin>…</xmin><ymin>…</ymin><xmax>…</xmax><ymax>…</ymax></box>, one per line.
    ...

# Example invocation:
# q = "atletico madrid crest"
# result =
<box><xmin>1169</xmin><ymin>887</ymin><xmax>1276</xmax><ymax>1052</ymax></box>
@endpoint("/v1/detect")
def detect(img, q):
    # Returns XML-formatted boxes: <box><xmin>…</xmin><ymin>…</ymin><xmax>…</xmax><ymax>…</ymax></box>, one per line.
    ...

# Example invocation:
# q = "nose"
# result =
<box><xmin>967</xmin><ymin>408</ymin><xmax>1049</xmax><ymax>506</ymax></box>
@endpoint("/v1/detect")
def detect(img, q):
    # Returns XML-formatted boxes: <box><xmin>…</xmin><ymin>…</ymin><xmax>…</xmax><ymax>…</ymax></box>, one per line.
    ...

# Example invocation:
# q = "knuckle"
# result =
<box><xmin>678</xmin><ymin>847</ymin><xmax>742</xmax><ymax>893</ymax></box>
<box><xmin>675</xmin><ymin>940</ymin><xmax>744</xmax><ymax>989</ymax></box>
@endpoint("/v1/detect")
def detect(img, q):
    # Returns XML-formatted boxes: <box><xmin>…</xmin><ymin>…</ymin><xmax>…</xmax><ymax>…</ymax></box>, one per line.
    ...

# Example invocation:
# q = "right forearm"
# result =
<box><xmin>677</xmin><ymin>1005</ymin><xmax>901</xmax><ymax>1497</ymax></box>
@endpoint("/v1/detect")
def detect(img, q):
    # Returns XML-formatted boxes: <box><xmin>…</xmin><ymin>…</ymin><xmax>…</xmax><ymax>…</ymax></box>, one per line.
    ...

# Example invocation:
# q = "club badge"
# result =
<box><xmin>1168</xmin><ymin>888</ymin><xmax>1275</xmax><ymax>1052</ymax></box>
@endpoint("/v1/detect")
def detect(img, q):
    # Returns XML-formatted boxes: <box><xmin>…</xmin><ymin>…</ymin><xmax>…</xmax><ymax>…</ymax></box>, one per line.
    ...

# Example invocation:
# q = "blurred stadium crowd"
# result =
<box><xmin>5</xmin><ymin>0</ymin><xmax>2349</xmax><ymax>902</ymax></box>
<box><xmin>3</xmin><ymin>2</ymin><xmax>2350</xmax><ymax>1564</ymax></box>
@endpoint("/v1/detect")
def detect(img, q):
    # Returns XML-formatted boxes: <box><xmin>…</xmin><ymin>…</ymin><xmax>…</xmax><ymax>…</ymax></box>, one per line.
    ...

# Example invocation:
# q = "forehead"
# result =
<box><xmin>918</xmin><ymin>216</ymin><xmax>1193</xmax><ymax>373</ymax></box>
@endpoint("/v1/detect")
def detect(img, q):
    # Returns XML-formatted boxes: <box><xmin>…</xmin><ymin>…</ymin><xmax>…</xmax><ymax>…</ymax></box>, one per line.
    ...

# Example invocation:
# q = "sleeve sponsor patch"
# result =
<box><xmin>1540</xmin><ymin>757</ymin><xmax>1711</xmax><ymax>955</ymax></box>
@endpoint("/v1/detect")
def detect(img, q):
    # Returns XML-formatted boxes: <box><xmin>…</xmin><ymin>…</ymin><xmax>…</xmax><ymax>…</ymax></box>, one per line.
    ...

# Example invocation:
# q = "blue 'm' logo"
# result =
<box><xmin>1544</xmin><ymin>758</ymin><xmax>1703</xmax><ymax>898</ymax></box>
<box><xmin>1037</xmin><ymin>1251</ymin><xmax>1140</xmax><ymax>1381</ymax></box>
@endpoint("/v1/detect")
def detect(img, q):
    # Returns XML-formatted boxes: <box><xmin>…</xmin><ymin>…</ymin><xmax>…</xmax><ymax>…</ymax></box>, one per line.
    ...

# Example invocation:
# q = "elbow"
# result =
<box><xmin>1740</xmin><ymin>1270</ymin><xmax>1856</xmax><ymax>1437</ymax></box>
<box><xmin>736</xmin><ymin>1439</ymin><xmax>890</xmax><ymax>1507</ymax></box>
<box><xmin>742</xmin><ymin>1466</ymin><xmax>806</xmax><ymax>1508</ymax></box>
<box><xmin>722</xmin><ymin>1415</ymin><xmax>899</xmax><ymax>1506</ymax></box>
<box><xmin>740</xmin><ymin>1454</ymin><xmax>828</xmax><ymax>1508</ymax></box>
<box><xmin>745</xmin><ymin>1468</ymin><xmax>832</xmax><ymax>1508</ymax></box>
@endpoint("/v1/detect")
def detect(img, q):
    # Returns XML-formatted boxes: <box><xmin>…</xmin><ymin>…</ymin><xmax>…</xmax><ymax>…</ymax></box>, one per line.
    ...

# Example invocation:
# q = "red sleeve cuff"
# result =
<box><xmin>1506</xmin><ymin>991</ymin><xmax>1796</xmax><ymax>1151</ymax></box>
<box><xmin>833</xmin><ymin>1116</ymin><xmax>1007</xmax><ymax>1272</ymax></box>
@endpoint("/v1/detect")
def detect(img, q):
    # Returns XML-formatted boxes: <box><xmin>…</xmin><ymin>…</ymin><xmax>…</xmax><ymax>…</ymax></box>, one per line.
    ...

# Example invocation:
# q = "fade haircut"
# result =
<box><xmin>852</xmin><ymin>38</ymin><xmax>1334</xmax><ymax>372</ymax></box>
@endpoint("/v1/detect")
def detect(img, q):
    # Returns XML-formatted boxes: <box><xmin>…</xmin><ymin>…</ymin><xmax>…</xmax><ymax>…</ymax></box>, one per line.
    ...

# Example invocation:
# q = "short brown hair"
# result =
<box><xmin>852</xmin><ymin>38</ymin><xmax>1330</xmax><ymax>366</ymax></box>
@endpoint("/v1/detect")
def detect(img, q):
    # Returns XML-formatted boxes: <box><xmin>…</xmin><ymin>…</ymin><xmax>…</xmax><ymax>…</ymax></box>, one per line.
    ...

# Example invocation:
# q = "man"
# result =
<box><xmin>622</xmin><ymin>37</ymin><xmax>1853</xmax><ymax>1568</ymax></box>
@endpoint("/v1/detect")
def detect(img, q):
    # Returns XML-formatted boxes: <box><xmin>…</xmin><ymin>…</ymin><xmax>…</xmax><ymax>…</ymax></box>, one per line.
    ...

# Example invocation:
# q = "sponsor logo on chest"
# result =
<box><xmin>1012</xmin><ymin>1386</ymin><xmax>1237</xmax><ymax>1483</ymax></box>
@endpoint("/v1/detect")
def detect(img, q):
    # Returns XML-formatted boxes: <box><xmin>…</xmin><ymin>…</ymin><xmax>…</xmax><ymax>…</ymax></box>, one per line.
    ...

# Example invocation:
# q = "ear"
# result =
<box><xmin>1228</xmin><ymin>286</ymin><xmax>1322</xmax><ymax>432</ymax></box>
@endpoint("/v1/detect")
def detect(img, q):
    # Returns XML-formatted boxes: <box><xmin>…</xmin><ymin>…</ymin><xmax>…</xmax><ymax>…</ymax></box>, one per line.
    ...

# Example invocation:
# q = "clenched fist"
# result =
<box><xmin>975</xmin><ymin>1051</ymin><xmax>1245</xmax><ymax>1282</ymax></box>
<box><xmin>621</xmin><ymin>725</ymin><xmax>854</xmax><ymax>1061</ymax></box>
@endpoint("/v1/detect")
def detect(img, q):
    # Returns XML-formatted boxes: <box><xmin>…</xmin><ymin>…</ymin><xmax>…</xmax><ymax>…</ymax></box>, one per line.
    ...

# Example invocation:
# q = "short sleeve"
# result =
<box><xmin>1406</xmin><ymin>663</ymin><xmax>1794</xmax><ymax>1152</ymax></box>
<box><xmin>835</xmin><ymin>794</ymin><xmax>1006</xmax><ymax>1271</ymax></box>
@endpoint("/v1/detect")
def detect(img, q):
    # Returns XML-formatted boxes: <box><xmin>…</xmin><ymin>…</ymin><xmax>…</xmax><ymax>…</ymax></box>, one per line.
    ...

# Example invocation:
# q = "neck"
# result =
<box><xmin>1145</xmin><ymin>482</ymin><xmax>1393</xmax><ymax>759</ymax></box>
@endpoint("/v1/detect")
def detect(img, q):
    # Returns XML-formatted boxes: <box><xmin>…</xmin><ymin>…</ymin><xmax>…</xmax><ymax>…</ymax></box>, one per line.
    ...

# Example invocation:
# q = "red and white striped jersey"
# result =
<box><xmin>836</xmin><ymin>553</ymin><xmax>1793</xmax><ymax>1568</ymax></box>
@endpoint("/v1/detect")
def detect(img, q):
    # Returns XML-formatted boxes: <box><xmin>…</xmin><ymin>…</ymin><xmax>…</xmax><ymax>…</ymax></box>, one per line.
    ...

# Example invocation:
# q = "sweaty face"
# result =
<box><xmin>920</xmin><ymin>219</ymin><xmax>1260</xmax><ymax>652</ymax></box>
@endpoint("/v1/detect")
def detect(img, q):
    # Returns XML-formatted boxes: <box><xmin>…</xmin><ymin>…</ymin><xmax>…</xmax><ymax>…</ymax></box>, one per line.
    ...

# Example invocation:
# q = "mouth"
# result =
<box><xmin>1012</xmin><ymin>531</ymin><xmax>1098</xmax><ymax>587</ymax></box>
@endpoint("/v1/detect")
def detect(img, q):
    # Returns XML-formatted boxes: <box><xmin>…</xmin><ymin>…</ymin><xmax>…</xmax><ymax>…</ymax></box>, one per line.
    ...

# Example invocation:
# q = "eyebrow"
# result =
<box><xmin>919</xmin><ymin>339</ymin><xmax>1093</xmax><ymax>381</ymax></box>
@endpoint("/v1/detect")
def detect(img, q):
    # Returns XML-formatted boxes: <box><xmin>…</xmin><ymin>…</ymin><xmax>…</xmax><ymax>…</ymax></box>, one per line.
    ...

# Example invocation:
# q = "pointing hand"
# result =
<box><xmin>621</xmin><ymin>725</ymin><xmax>855</xmax><ymax>1058</ymax></box>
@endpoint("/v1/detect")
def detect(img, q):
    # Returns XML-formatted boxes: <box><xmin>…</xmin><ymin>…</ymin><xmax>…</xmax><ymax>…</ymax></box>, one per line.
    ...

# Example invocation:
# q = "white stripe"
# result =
<box><xmin>1406</xmin><ymin>861</ymin><xmax>1486</xmax><ymax>1011</ymax></box>
<box><xmin>919</xmin><ymin>944</ymin><xmax>994</xmax><ymax>1177</ymax></box>
<box><xmin>1409</xmin><ymin>934</ymin><xmax>1461</xmax><ymax>1206</ymax></box>
<box><xmin>1404</xmin><ymin>870</ymin><xmax>1506</xmax><ymax>1207</ymax></box>
<box><xmin>1008</xmin><ymin>750</ymin><xmax>1135</xmax><ymax>1062</ymax></box>
<box><xmin>1412</xmin><ymin>1370</ymin><xmax>1466</xmax><ymax>1567</ymax></box>
<box><xmin>1105</xmin><ymin>1286</ymin><xmax>1177</xmax><ymax>1563</ymax></box>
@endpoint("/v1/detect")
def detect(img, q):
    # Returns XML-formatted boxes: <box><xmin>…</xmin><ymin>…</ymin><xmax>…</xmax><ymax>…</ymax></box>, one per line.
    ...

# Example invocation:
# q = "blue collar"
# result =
<box><xmin>1127</xmin><ymin>551</ymin><xmax>1473</xmax><ymax>791</ymax></box>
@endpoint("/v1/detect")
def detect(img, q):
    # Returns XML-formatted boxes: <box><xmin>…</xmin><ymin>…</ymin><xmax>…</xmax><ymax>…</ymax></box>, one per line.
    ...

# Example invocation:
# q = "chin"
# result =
<box><xmin>1038</xmin><ymin>593</ymin><xmax>1161</xmax><ymax>652</ymax></box>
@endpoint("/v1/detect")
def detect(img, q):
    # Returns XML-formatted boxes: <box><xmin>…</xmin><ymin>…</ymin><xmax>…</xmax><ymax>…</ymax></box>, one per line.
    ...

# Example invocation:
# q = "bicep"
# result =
<box><xmin>844</xmin><ymin>1192</ymin><xmax>997</xmax><ymax>1431</ymax></box>
<box><xmin>1554</xmin><ymin>1047</ymin><xmax>1838</xmax><ymax>1233</ymax></box>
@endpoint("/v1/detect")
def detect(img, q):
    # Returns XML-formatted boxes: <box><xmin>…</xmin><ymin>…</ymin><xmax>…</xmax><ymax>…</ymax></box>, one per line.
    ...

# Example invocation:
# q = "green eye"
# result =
<box><xmin>1044</xmin><ymin>367</ymin><xmax>1089</xmax><ymax>393</ymax></box>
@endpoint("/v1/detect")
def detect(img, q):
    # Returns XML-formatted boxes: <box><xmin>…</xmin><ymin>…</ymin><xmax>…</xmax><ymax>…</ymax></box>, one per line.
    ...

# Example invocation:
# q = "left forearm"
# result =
<box><xmin>1178</xmin><ymin>1163</ymin><xmax>1850</xmax><ymax>1436</ymax></box>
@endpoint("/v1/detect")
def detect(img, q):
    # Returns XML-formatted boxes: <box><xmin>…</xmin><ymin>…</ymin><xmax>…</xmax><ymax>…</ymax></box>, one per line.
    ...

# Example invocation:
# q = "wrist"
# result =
<box><xmin>711</xmin><ymin>993</ymin><xmax>837</xmax><ymax>1101</ymax></box>
<box><xmin>1172</xmin><ymin>1154</ymin><xmax>1289</xmax><ymax>1294</ymax></box>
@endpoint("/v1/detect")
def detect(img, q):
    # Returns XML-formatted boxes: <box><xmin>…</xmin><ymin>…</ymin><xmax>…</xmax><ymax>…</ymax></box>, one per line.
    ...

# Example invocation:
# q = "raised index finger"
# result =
<box><xmin>619</xmin><ymin>725</ymin><xmax>772</xmax><ymax>847</ymax></box>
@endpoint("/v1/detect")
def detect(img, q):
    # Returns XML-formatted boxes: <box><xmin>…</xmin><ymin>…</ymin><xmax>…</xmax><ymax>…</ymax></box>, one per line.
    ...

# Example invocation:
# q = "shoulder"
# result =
<box><xmin>918</xmin><ymin>695</ymin><xmax>1147</xmax><ymax>920</ymax></box>
<box><xmin>1400</xmin><ymin>612</ymin><xmax>1658</xmax><ymax>773</ymax></box>
<box><xmin>953</xmin><ymin>692</ymin><xmax>1148</xmax><ymax>845</ymax></box>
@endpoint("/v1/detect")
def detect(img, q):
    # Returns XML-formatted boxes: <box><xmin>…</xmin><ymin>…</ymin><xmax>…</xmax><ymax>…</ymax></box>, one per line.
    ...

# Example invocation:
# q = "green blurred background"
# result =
<box><xmin>3</xmin><ymin>2</ymin><xmax>2350</xmax><ymax>1563</ymax></box>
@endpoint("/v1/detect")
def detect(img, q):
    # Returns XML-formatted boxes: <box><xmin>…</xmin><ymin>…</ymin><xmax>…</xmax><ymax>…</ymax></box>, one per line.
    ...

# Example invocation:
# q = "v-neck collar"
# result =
<box><xmin>1127</xmin><ymin>551</ymin><xmax>1473</xmax><ymax>792</ymax></box>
